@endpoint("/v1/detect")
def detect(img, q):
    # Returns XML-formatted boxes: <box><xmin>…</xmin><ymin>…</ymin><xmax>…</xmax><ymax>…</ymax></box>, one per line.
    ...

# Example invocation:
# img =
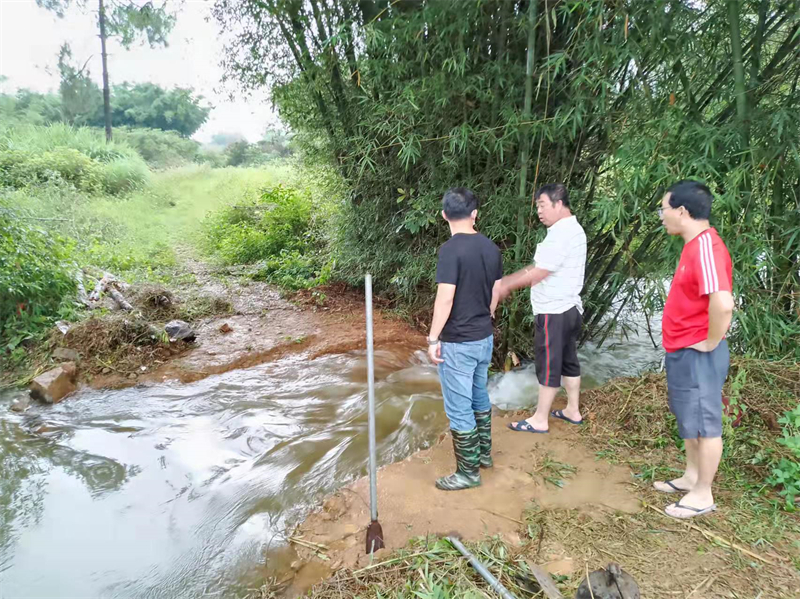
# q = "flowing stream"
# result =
<box><xmin>0</xmin><ymin>323</ymin><xmax>661</xmax><ymax>598</ymax></box>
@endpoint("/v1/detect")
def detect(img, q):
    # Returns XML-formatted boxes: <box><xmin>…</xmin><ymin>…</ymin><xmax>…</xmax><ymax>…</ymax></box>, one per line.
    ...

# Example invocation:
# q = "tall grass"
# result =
<box><xmin>0</xmin><ymin>122</ymin><xmax>138</xmax><ymax>163</ymax></box>
<box><xmin>0</xmin><ymin>123</ymin><xmax>150</xmax><ymax>194</ymax></box>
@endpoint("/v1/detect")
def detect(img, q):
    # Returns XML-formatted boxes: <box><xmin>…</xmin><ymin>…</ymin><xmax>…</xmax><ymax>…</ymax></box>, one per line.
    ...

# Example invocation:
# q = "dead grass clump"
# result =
<box><xmin>521</xmin><ymin>503</ymin><xmax>800</xmax><ymax>599</ymax></box>
<box><xmin>130</xmin><ymin>284</ymin><xmax>177</xmax><ymax>321</ymax></box>
<box><xmin>176</xmin><ymin>294</ymin><xmax>234</xmax><ymax>321</ymax></box>
<box><xmin>129</xmin><ymin>285</ymin><xmax>233</xmax><ymax>323</ymax></box>
<box><xmin>307</xmin><ymin>536</ymin><xmax>552</xmax><ymax>599</ymax></box>
<box><xmin>55</xmin><ymin>314</ymin><xmax>188</xmax><ymax>375</ymax></box>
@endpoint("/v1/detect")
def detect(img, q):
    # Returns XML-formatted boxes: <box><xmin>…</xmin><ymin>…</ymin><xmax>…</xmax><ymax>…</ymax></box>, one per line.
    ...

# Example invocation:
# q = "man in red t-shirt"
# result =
<box><xmin>656</xmin><ymin>180</ymin><xmax>734</xmax><ymax>519</ymax></box>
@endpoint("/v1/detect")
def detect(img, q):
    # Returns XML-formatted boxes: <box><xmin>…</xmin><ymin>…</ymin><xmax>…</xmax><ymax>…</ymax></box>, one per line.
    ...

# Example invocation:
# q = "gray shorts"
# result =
<box><xmin>665</xmin><ymin>340</ymin><xmax>730</xmax><ymax>439</ymax></box>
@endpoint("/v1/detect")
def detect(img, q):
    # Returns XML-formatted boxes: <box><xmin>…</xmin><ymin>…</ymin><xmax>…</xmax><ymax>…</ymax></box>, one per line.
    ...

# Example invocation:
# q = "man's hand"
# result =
<box><xmin>428</xmin><ymin>341</ymin><xmax>444</xmax><ymax>364</ymax></box>
<box><xmin>688</xmin><ymin>339</ymin><xmax>717</xmax><ymax>352</ymax></box>
<box><xmin>497</xmin><ymin>281</ymin><xmax>511</xmax><ymax>302</ymax></box>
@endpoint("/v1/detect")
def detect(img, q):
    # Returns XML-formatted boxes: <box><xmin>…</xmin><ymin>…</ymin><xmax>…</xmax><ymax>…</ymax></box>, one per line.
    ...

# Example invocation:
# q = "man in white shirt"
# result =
<box><xmin>499</xmin><ymin>183</ymin><xmax>587</xmax><ymax>433</ymax></box>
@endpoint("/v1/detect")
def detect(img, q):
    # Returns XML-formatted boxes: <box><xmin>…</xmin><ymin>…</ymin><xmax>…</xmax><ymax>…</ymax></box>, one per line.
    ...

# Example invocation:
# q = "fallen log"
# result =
<box><xmin>108</xmin><ymin>286</ymin><xmax>133</xmax><ymax>311</ymax></box>
<box><xmin>75</xmin><ymin>272</ymin><xmax>91</xmax><ymax>308</ymax></box>
<box><xmin>89</xmin><ymin>273</ymin><xmax>114</xmax><ymax>302</ymax></box>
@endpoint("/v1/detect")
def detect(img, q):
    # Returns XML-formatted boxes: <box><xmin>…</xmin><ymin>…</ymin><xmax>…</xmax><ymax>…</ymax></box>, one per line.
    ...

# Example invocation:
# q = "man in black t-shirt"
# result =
<box><xmin>427</xmin><ymin>187</ymin><xmax>503</xmax><ymax>491</ymax></box>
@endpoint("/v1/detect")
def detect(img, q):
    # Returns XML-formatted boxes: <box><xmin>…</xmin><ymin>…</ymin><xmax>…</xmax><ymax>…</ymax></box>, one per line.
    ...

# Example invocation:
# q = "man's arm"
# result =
<box><xmin>490</xmin><ymin>279</ymin><xmax>502</xmax><ymax>317</ymax></box>
<box><xmin>427</xmin><ymin>283</ymin><xmax>456</xmax><ymax>364</ymax></box>
<box><xmin>498</xmin><ymin>266</ymin><xmax>551</xmax><ymax>300</ymax></box>
<box><xmin>690</xmin><ymin>290</ymin><xmax>734</xmax><ymax>352</ymax></box>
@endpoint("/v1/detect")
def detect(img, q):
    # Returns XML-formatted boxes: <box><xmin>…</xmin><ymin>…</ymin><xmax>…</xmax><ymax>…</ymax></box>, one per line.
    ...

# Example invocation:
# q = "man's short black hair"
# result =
<box><xmin>666</xmin><ymin>180</ymin><xmax>713</xmax><ymax>220</ymax></box>
<box><xmin>534</xmin><ymin>183</ymin><xmax>570</xmax><ymax>208</ymax></box>
<box><xmin>442</xmin><ymin>187</ymin><xmax>478</xmax><ymax>220</ymax></box>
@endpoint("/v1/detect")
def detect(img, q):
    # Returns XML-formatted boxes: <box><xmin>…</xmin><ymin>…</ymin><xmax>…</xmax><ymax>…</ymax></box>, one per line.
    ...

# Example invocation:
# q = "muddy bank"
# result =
<box><xmin>283</xmin><ymin>359</ymin><xmax>800</xmax><ymax>599</ymax></box>
<box><xmin>279</xmin><ymin>413</ymin><xmax>640</xmax><ymax>597</ymax></box>
<box><xmin>90</xmin><ymin>290</ymin><xmax>421</xmax><ymax>390</ymax></box>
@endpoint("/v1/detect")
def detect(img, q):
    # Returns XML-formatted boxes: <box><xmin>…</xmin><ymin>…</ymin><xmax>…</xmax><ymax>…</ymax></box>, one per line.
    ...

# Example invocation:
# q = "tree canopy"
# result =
<box><xmin>0</xmin><ymin>81</ymin><xmax>211</xmax><ymax>137</ymax></box>
<box><xmin>213</xmin><ymin>0</ymin><xmax>800</xmax><ymax>360</ymax></box>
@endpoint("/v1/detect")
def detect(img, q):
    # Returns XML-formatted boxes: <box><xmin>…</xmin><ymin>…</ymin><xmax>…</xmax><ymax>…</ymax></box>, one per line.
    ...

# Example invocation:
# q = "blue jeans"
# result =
<box><xmin>438</xmin><ymin>335</ymin><xmax>493</xmax><ymax>432</ymax></box>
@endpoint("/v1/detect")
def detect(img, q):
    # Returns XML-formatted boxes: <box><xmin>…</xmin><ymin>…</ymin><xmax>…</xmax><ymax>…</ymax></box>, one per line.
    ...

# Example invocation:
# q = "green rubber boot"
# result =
<box><xmin>474</xmin><ymin>410</ymin><xmax>493</xmax><ymax>468</ymax></box>
<box><xmin>435</xmin><ymin>428</ymin><xmax>481</xmax><ymax>491</ymax></box>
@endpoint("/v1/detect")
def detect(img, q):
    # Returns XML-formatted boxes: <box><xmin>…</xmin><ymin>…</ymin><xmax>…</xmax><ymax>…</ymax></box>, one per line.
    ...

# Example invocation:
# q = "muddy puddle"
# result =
<box><xmin>0</xmin><ymin>328</ymin><xmax>662</xmax><ymax>598</ymax></box>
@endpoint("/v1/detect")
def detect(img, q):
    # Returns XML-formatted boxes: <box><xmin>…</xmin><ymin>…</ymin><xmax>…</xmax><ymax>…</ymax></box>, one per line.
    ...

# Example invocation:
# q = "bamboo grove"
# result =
<box><xmin>213</xmin><ymin>0</ymin><xmax>800</xmax><ymax>360</ymax></box>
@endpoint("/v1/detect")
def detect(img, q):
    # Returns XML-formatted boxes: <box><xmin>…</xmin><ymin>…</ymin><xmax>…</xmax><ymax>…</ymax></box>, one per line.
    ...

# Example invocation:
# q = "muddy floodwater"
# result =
<box><xmin>0</xmin><ymin>329</ymin><xmax>661</xmax><ymax>598</ymax></box>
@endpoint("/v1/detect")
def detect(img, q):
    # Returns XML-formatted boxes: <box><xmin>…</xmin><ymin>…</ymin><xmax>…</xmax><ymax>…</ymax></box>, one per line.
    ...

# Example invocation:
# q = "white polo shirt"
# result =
<box><xmin>530</xmin><ymin>215</ymin><xmax>587</xmax><ymax>315</ymax></box>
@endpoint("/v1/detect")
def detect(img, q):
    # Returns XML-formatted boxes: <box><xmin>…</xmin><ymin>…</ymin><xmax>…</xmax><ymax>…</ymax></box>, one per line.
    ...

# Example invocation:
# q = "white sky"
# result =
<box><xmin>0</xmin><ymin>0</ymin><xmax>279</xmax><ymax>142</ymax></box>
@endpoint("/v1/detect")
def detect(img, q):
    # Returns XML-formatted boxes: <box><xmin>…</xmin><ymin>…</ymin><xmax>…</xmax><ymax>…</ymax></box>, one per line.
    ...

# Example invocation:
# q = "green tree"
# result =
<box><xmin>36</xmin><ymin>0</ymin><xmax>176</xmax><ymax>141</ymax></box>
<box><xmin>214</xmin><ymin>0</ymin><xmax>800</xmax><ymax>361</ymax></box>
<box><xmin>56</xmin><ymin>43</ymin><xmax>104</xmax><ymax>126</ymax></box>
<box><xmin>109</xmin><ymin>83</ymin><xmax>211</xmax><ymax>136</ymax></box>
<box><xmin>259</xmin><ymin>127</ymin><xmax>293</xmax><ymax>158</ymax></box>
<box><xmin>0</xmin><ymin>90</ymin><xmax>62</xmax><ymax>126</ymax></box>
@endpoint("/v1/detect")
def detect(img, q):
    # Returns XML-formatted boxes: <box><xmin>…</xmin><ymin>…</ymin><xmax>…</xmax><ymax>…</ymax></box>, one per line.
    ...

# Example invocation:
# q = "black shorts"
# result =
<box><xmin>534</xmin><ymin>307</ymin><xmax>582</xmax><ymax>388</ymax></box>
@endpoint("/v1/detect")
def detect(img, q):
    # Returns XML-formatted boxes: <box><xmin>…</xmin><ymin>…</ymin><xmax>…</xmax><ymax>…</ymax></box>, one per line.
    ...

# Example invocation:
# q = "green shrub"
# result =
<box><xmin>100</xmin><ymin>156</ymin><xmax>150</xmax><ymax>195</ymax></box>
<box><xmin>204</xmin><ymin>185</ymin><xmax>312</xmax><ymax>265</ymax></box>
<box><xmin>0</xmin><ymin>122</ymin><xmax>133</xmax><ymax>162</ymax></box>
<box><xmin>767</xmin><ymin>404</ymin><xmax>800</xmax><ymax>511</ymax></box>
<box><xmin>0</xmin><ymin>123</ymin><xmax>151</xmax><ymax>196</ymax></box>
<box><xmin>114</xmin><ymin>127</ymin><xmax>200</xmax><ymax>169</ymax></box>
<box><xmin>252</xmin><ymin>249</ymin><xmax>330</xmax><ymax>290</ymax></box>
<box><xmin>0</xmin><ymin>148</ymin><xmax>102</xmax><ymax>191</ymax></box>
<box><xmin>0</xmin><ymin>205</ymin><xmax>77</xmax><ymax>352</ymax></box>
<box><xmin>195</xmin><ymin>148</ymin><xmax>226</xmax><ymax>168</ymax></box>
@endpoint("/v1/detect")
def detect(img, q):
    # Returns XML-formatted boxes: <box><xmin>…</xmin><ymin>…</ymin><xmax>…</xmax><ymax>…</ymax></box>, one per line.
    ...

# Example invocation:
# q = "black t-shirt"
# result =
<box><xmin>435</xmin><ymin>233</ymin><xmax>503</xmax><ymax>342</ymax></box>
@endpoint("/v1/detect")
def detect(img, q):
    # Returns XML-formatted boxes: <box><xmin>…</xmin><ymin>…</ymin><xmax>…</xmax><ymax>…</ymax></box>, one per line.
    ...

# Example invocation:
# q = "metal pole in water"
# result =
<box><xmin>447</xmin><ymin>537</ymin><xmax>519</xmax><ymax>599</ymax></box>
<box><xmin>365</xmin><ymin>274</ymin><xmax>378</xmax><ymax>522</ymax></box>
<box><xmin>364</xmin><ymin>274</ymin><xmax>384</xmax><ymax>553</ymax></box>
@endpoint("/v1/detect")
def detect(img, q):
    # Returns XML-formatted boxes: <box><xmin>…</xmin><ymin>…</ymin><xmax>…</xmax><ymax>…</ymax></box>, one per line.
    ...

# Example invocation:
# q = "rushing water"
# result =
<box><xmin>0</xmin><ymin>324</ymin><xmax>662</xmax><ymax>598</ymax></box>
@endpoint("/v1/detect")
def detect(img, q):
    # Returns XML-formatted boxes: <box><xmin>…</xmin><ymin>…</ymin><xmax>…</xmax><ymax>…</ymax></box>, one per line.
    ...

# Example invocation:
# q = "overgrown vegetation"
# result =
<box><xmin>0</xmin><ymin>123</ymin><xmax>150</xmax><ymax>193</ymax></box>
<box><xmin>202</xmin><ymin>181</ymin><xmax>332</xmax><ymax>290</ymax></box>
<box><xmin>0</xmin><ymin>120</ymin><xmax>289</xmax><ymax>373</ymax></box>
<box><xmin>0</xmin><ymin>206</ymin><xmax>77</xmax><ymax>363</ymax></box>
<box><xmin>580</xmin><ymin>357</ymin><xmax>800</xmax><ymax>512</ymax></box>
<box><xmin>215</xmin><ymin>0</ymin><xmax>800</xmax><ymax>362</ymax></box>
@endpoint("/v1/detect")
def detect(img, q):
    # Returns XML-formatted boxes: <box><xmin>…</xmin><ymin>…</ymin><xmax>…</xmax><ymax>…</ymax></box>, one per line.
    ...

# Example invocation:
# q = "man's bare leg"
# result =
<box><xmin>561</xmin><ymin>375</ymin><xmax>582</xmax><ymax>422</ymax></box>
<box><xmin>668</xmin><ymin>438</ymin><xmax>699</xmax><ymax>490</ymax></box>
<box><xmin>525</xmin><ymin>384</ymin><xmax>559</xmax><ymax>431</ymax></box>
<box><xmin>675</xmin><ymin>437</ymin><xmax>721</xmax><ymax>508</ymax></box>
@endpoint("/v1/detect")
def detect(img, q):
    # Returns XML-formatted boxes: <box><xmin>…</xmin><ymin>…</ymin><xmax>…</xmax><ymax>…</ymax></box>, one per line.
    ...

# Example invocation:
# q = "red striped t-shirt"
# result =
<box><xmin>662</xmin><ymin>228</ymin><xmax>733</xmax><ymax>353</ymax></box>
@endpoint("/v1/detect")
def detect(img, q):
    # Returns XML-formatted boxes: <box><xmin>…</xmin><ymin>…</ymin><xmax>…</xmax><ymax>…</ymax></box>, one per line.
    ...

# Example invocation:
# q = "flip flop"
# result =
<box><xmin>507</xmin><ymin>420</ymin><xmax>548</xmax><ymax>434</ymax></box>
<box><xmin>551</xmin><ymin>409</ymin><xmax>583</xmax><ymax>425</ymax></box>
<box><xmin>653</xmin><ymin>480</ymin><xmax>691</xmax><ymax>494</ymax></box>
<box><xmin>664</xmin><ymin>500</ymin><xmax>717</xmax><ymax>519</ymax></box>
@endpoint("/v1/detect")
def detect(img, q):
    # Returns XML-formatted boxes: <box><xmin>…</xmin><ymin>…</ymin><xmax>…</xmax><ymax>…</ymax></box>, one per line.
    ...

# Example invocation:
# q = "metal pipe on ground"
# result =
<box><xmin>446</xmin><ymin>536</ymin><xmax>518</xmax><ymax>599</ymax></box>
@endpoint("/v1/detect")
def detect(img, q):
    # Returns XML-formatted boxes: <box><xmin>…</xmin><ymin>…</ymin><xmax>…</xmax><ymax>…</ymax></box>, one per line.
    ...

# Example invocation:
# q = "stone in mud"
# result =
<box><xmin>219</xmin><ymin>322</ymin><xmax>233</xmax><ymax>334</ymax></box>
<box><xmin>576</xmin><ymin>562</ymin><xmax>640</xmax><ymax>599</ymax></box>
<box><xmin>165</xmin><ymin>320</ymin><xmax>196</xmax><ymax>342</ymax></box>
<box><xmin>30</xmin><ymin>362</ymin><xmax>77</xmax><ymax>404</ymax></box>
<box><xmin>53</xmin><ymin>347</ymin><xmax>80</xmax><ymax>362</ymax></box>
<box><xmin>10</xmin><ymin>396</ymin><xmax>30</xmax><ymax>412</ymax></box>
